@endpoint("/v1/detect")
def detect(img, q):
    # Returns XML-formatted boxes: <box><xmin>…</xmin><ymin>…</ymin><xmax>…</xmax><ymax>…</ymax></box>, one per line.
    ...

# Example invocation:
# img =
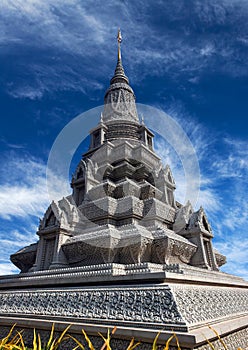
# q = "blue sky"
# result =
<box><xmin>0</xmin><ymin>0</ymin><xmax>247</xmax><ymax>278</ymax></box>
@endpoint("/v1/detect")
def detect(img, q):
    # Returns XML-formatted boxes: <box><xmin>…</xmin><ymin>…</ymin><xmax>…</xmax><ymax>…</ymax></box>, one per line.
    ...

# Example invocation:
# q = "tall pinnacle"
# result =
<box><xmin>110</xmin><ymin>29</ymin><xmax>129</xmax><ymax>85</ymax></box>
<box><xmin>117</xmin><ymin>28</ymin><xmax>122</xmax><ymax>61</ymax></box>
<box><xmin>103</xmin><ymin>29</ymin><xmax>139</xmax><ymax>125</ymax></box>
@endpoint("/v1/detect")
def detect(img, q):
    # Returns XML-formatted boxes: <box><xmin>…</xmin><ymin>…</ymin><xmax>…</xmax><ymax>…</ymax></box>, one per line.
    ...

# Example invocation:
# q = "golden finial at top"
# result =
<box><xmin>117</xmin><ymin>28</ymin><xmax>122</xmax><ymax>61</ymax></box>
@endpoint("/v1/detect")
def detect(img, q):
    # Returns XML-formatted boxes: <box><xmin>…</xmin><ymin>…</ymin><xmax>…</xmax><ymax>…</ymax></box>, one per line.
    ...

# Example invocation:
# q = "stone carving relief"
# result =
<box><xmin>39</xmin><ymin>197</ymin><xmax>80</xmax><ymax>231</ymax></box>
<box><xmin>173</xmin><ymin>200</ymin><xmax>194</xmax><ymax>233</ymax></box>
<box><xmin>171</xmin><ymin>284</ymin><xmax>248</xmax><ymax>325</ymax></box>
<box><xmin>39</xmin><ymin>202</ymin><xmax>60</xmax><ymax>230</ymax></box>
<box><xmin>151</xmin><ymin>233</ymin><xmax>197</xmax><ymax>265</ymax></box>
<box><xmin>164</xmin><ymin>165</ymin><xmax>176</xmax><ymax>186</ymax></box>
<box><xmin>120</xmin><ymin>237</ymin><xmax>152</xmax><ymax>264</ymax></box>
<box><xmin>62</xmin><ymin>227</ymin><xmax>121</xmax><ymax>266</ymax></box>
<box><xmin>156</xmin><ymin>166</ymin><xmax>176</xmax><ymax>207</ymax></box>
<box><xmin>0</xmin><ymin>286</ymin><xmax>185</xmax><ymax>329</ymax></box>
<box><xmin>40</xmin><ymin>238</ymin><xmax>56</xmax><ymax>270</ymax></box>
<box><xmin>103</xmin><ymin>83</ymin><xmax>139</xmax><ymax>123</ymax></box>
<box><xmin>10</xmin><ymin>243</ymin><xmax>38</xmax><ymax>273</ymax></box>
<box><xmin>214</xmin><ymin>250</ymin><xmax>227</xmax><ymax>267</ymax></box>
<box><xmin>172</xmin><ymin>241</ymin><xmax>197</xmax><ymax>264</ymax></box>
<box><xmin>187</xmin><ymin>207</ymin><xmax>212</xmax><ymax>234</ymax></box>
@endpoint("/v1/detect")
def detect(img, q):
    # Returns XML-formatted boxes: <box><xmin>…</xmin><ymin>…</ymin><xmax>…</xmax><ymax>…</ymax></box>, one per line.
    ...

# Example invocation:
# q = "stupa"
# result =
<box><xmin>1</xmin><ymin>30</ymin><xmax>248</xmax><ymax>349</ymax></box>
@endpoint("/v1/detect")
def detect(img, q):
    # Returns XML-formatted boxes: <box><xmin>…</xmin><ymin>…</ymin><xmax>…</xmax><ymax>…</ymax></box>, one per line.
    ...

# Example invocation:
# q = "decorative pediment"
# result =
<box><xmin>39</xmin><ymin>201</ymin><xmax>60</xmax><ymax>230</ymax></box>
<box><xmin>164</xmin><ymin>165</ymin><xmax>176</xmax><ymax>186</ymax></box>
<box><xmin>57</xmin><ymin>196</ymin><xmax>80</xmax><ymax>227</ymax></box>
<box><xmin>72</xmin><ymin>159</ymin><xmax>98</xmax><ymax>184</ymax></box>
<box><xmin>151</xmin><ymin>228</ymin><xmax>197</xmax><ymax>265</ymax></box>
<box><xmin>188</xmin><ymin>206</ymin><xmax>212</xmax><ymax>234</ymax></box>
<box><xmin>157</xmin><ymin>165</ymin><xmax>176</xmax><ymax>188</ymax></box>
<box><xmin>39</xmin><ymin>197</ymin><xmax>80</xmax><ymax>231</ymax></box>
<box><xmin>72</xmin><ymin>160</ymin><xmax>87</xmax><ymax>182</ymax></box>
<box><xmin>173</xmin><ymin>200</ymin><xmax>194</xmax><ymax>233</ymax></box>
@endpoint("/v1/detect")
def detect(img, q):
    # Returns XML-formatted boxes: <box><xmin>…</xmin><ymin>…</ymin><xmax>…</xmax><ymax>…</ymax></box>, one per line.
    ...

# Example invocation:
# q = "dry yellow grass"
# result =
<box><xmin>0</xmin><ymin>324</ymin><xmax>245</xmax><ymax>350</ymax></box>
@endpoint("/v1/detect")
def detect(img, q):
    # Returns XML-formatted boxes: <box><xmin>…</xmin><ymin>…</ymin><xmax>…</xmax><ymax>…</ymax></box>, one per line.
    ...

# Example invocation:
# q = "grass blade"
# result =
<box><xmin>33</xmin><ymin>329</ymin><xmax>37</xmax><ymax>350</ymax></box>
<box><xmin>16</xmin><ymin>331</ymin><xmax>25</xmax><ymax>350</ymax></box>
<box><xmin>126</xmin><ymin>338</ymin><xmax>140</xmax><ymax>350</ymax></box>
<box><xmin>152</xmin><ymin>332</ymin><xmax>160</xmax><ymax>350</ymax></box>
<box><xmin>54</xmin><ymin>324</ymin><xmax>71</xmax><ymax>349</ymax></box>
<box><xmin>204</xmin><ymin>336</ymin><xmax>215</xmax><ymax>350</ymax></box>
<box><xmin>99</xmin><ymin>327</ymin><xmax>117</xmax><ymax>350</ymax></box>
<box><xmin>163</xmin><ymin>334</ymin><xmax>175</xmax><ymax>350</ymax></box>
<box><xmin>46</xmin><ymin>323</ymin><xmax>55</xmax><ymax>349</ymax></box>
<box><xmin>82</xmin><ymin>330</ymin><xmax>94</xmax><ymax>350</ymax></box>
<box><xmin>38</xmin><ymin>333</ymin><xmax>42</xmax><ymax>350</ymax></box>
<box><xmin>208</xmin><ymin>326</ymin><xmax>228</xmax><ymax>350</ymax></box>
<box><xmin>173</xmin><ymin>333</ymin><xmax>181</xmax><ymax>350</ymax></box>
<box><xmin>1</xmin><ymin>324</ymin><xmax>16</xmax><ymax>345</ymax></box>
<box><xmin>67</xmin><ymin>334</ymin><xmax>85</xmax><ymax>350</ymax></box>
<box><xmin>99</xmin><ymin>329</ymin><xmax>111</xmax><ymax>350</ymax></box>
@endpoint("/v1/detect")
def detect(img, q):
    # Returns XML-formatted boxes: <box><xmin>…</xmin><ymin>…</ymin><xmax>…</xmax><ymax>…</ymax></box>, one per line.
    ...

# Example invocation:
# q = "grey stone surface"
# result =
<box><xmin>171</xmin><ymin>284</ymin><xmax>248</xmax><ymax>326</ymax></box>
<box><xmin>0</xmin><ymin>285</ymin><xmax>186</xmax><ymax>331</ymax></box>
<box><xmin>195</xmin><ymin>327</ymin><xmax>248</xmax><ymax>350</ymax></box>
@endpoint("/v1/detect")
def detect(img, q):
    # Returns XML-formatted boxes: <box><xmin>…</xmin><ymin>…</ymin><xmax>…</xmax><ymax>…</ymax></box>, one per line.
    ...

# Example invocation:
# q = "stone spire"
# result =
<box><xmin>103</xmin><ymin>29</ymin><xmax>139</xmax><ymax>125</ymax></box>
<box><xmin>84</xmin><ymin>30</ymin><xmax>155</xmax><ymax>154</ymax></box>
<box><xmin>110</xmin><ymin>29</ymin><xmax>129</xmax><ymax>85</ymax></box>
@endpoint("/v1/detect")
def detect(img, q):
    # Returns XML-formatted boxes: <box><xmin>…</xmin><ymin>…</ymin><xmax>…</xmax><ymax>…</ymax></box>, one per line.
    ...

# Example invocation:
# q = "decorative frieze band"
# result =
<box><xmin>0</xmin><ymin>286</ymin><xmax>185</xmax><ymax>329</ymax></box>
<box><xmin>171</xmin><ymin>284</ymin><xmax>248</xmax><ymax>325</ymax></box>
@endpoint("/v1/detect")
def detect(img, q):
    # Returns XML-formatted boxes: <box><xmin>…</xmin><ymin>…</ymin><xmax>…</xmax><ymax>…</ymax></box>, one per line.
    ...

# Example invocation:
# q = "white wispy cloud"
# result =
<box><xmin>0</xmin><ymin>154</ymin><xmax>48</xmax><ymax>220</ymax></box>
<box><xmin>0</xmin><ymin>184</ymin><xmax>47</xmax><ymax>220</ymax></box>
<box><xmin>154</xmin><ymin>127</ymin><xmax>220</xmax><ymax>214</ymax></box>
<box><xmin>215</xmin><ymin>237</ymin><xmax>248</xmax><ymax>280</ymax></box>
<box><xmin>2</xmin><ymin>230</ymin><xmax>36</xmax><ymax>276</ymax></box>
<box><xmin>0</xmin><ymin>151</ymin><xmax>71</xmax><ymax>274</ymax></box>
<box><xmin>0</xmin><ymin>152</ymin><xmax>70</xmax><ymax>220</ymax></box>
<box><xmin>0</xmin><ymin>262</ymin><xmax>18</xmax><ymax>276</ymax></box>
<box><xmin>6</xmin><ymin>63</ymin><xmax>105</xmax><ymax>100</ymax></box>
<box><xmin>0</xmin><ymin>0</ymin><xmax>108</xmax><ymax>53</ymax></box>
<box><xmin>151</xmin><ymin>99</ymin><xmax>222</xmax><ymax>214</ymax></box>
<box><xmin>1</xmin><ymin>0</ymin><xmax>248</xmax><ymax>99</ymax></box>
<box><xmin>212</xmin><ymin>137</ymin><xmax>248</xmax><ymax>178</ymax></box>
<box><xmin>0</xmin><ymin>227</ymin><xmax>38</xmax><ymax>251</ymax></box>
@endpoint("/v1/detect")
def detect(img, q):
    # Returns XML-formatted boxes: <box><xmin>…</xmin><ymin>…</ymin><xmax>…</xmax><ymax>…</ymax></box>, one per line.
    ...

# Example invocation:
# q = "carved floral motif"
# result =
<box><xmin>171</xmin><ymin>284</ymin><xmax>248</xmax><ymax>325</ymax></box>
<box><xmin>151</xmin><ymin>235</ymin><xmax>197</xmax><ymax>265</ymax></box>
<box><xmin>0</xmin><ymin>286</ymin><xmax>185</xmax><ymax>328</ymax></box>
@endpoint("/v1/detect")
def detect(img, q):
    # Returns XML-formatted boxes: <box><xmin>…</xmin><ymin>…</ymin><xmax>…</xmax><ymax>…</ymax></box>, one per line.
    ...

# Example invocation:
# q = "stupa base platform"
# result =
<box><xmin>0</xmin><ymin>264</ymin><xmax>247</xmax><ymax>349</ymax></box>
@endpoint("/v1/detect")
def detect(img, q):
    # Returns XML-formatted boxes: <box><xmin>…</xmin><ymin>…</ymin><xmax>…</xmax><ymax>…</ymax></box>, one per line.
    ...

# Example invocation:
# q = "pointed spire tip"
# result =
<box><xmin>117</xmin><ymin>28</ymin><xmax>122</xmax><ymax>61</ymax></box>
<box><xmin>110</xmin><ymin>28</ymin><xmax>129</xmax><ymax>85</ymax></box>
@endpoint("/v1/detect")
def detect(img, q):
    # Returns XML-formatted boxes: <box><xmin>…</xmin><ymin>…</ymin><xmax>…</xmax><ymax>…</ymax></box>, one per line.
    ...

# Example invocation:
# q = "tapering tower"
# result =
<box><xmin>11</xmin><ymin>29</ymin><xmax>225</xmax><ymax>273</ymax></box>
<box><xmin>103</xmin><ymin>29</ymin><xmax>139</xmax><ymax>125</ymax></box>
<box><xmin>4</xmin><ymin>31</ymin><xmax>248</xmax><ymax>350</ymax></box>
<box><xmin>85</xmin><ymin>29</ymin><xmax>154</xmax><ymax>156</ymax></box>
